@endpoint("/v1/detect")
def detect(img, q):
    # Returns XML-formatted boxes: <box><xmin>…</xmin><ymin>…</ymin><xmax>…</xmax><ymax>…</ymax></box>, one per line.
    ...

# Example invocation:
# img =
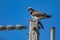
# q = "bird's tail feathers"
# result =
<box><xmin>46</xmin><ymin>15</ymin><xmax>51</xmax><ymax>18</ymax></box>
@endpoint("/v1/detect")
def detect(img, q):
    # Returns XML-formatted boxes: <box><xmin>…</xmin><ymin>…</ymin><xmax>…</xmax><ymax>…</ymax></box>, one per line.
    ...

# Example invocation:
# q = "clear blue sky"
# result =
<box><xmin>0</xmin><ymin>0</ymin><xmax>60</xmax><ymax>40</ymax></box>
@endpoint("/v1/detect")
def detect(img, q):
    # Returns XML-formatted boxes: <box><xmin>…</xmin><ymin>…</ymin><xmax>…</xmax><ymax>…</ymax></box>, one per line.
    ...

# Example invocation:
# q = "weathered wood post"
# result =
<box><xmin>50</xmin><ymin>27</ymin><xmax>55</xmax><ymax>40</ymax></box>
<box><xmin>29</xmin><ymin>20</ymin><xmax>39</xmax><ymax>40</ymax></box>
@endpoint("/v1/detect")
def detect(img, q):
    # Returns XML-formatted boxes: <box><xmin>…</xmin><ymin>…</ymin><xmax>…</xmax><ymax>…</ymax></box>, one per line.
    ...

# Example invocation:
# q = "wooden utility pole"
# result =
<box><xmin>29</xmin><ymin>20</ymin><xmax>39</xmax><ymax>40</ymax></box>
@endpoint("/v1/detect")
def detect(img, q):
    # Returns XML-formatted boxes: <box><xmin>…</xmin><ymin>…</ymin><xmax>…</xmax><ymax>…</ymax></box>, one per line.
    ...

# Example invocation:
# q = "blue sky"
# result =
<box><xmin>0</xmin><ymin>0</ymin><xmax>60</xmax><ymax>40</ymax></box>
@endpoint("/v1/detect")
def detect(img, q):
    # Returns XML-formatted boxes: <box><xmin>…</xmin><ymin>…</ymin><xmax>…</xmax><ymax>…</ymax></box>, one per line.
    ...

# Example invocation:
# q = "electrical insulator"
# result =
<box><xmin>15</xmin><ymin>25</ymin><xmax>27</xmax><ymax>30</ymax></box>
<box><xmin>0</xmin><ymin>25</ymin><xmax>7</xmax><ymax>30</ymax></box>
<box><xmin>7</xmin><ymin>25</ymin><xmax>15</xmax><ymax>30</ymax></box>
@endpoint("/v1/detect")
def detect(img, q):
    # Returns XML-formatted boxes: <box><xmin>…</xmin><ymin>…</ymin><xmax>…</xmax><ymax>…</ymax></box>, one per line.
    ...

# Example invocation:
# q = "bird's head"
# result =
<box><xmin>27</xmin><ymin>7</ymin><xmax>34</xmax><ymax>13</ymax></box>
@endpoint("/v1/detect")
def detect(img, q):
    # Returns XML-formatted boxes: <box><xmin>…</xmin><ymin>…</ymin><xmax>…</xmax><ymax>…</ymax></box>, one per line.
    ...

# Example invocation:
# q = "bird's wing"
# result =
<box><xmin>32</xmin><ymin>11</ymin><xmax>42</xmax><ymax>17</ymax></box>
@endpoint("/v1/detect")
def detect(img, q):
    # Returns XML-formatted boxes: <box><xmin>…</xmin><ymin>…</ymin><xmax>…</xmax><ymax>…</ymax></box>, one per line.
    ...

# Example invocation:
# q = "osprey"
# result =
<box><xmin>28</xmin><ymin>7</ymin><xmax>51</xmax><ymax>20</ymax></box>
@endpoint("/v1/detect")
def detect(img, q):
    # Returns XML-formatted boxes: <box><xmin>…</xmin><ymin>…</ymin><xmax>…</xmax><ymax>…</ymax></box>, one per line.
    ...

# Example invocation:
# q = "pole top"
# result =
<box><xmin>50</xmin><ymin>27</ymin><xmax>55</xmax><ymax>30</ymax></box>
